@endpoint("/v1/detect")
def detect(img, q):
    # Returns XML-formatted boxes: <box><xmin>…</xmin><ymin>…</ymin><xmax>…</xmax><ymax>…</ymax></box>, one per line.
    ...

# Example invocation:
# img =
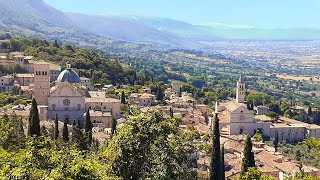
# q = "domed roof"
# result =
<box><xmin>56</xmin><ymin>69</ymin><xmax>81</xmax><ymax>83</ymax></box>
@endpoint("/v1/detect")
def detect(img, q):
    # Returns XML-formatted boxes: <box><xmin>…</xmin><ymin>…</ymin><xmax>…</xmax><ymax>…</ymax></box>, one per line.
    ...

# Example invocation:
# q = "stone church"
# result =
<box><xmin>34</xmin><ymin>62</ymin><xmax>120</xmax><ymax>126</ymax></box>
<box><xmin>216</xmin><ymin>75</ymin><xmax>271</xmax><ymax>136</ymax></box>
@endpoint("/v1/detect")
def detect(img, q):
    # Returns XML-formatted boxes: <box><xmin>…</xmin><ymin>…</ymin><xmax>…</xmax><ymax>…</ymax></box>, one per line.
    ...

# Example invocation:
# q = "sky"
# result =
<box><xmin>43</xmin><ymin>0</ymin><xmax>320</xmax><ymax>29</ymax></box>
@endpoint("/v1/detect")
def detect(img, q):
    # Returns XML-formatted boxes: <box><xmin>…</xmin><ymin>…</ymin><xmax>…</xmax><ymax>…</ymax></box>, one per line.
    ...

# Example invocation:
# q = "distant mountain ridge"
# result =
<box><xmin>1</xmin><ymin>0</ymin><xmax>320</xmax><ymax>50</ymax></box>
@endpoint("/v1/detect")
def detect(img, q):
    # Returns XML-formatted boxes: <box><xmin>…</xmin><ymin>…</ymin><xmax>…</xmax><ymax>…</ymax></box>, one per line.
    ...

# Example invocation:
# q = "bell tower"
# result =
<box><xmin>236</xmin><ymin>75</ymin><xmax>245</xmax><ymax>103</ymax></box>
<box><xmin>33</xmin><ymin>63</ymin><xmax>50</xmax><ymax>105</ymax></box>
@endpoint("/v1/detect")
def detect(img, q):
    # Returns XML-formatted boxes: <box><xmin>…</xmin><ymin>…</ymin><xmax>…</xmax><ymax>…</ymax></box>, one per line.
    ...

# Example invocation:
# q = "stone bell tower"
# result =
<box><xmin>33</xmin><ymin>63</ymin><xmax>50</xmax><ymax>105</ymax></box>
<box><xmin>236</xmin><ymin>75</ymin><xmax>245</xmax><ymax>103</ymax></box>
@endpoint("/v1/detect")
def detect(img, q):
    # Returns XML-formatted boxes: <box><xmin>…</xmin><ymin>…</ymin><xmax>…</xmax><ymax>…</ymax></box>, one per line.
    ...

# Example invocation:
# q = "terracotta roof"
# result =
<box><xmin>85</xmin><ymin>97</ymin><xmax>120</xmax><ymax>103</ymax></box>
<box><xmin>86</xmin><ymin>110</ymin><xmax>112</xmax><ymax>117</ymax></box>
<box><xmin>15</xmin><ymin>74</ymin><xmax>34</xmax><ymax>78</ymax></box>
<box><xmin>225</xmin><ymin>102</ymin><xmax>246</xmax><ymax>112</ymax></box>
<box><xmin>218</xmin><ymin>113</ymin><xmax>230</xmax><ymax>122</ymax></box>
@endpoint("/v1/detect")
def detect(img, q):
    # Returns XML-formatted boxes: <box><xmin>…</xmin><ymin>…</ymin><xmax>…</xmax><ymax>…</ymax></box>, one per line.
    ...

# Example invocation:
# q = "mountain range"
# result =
<box><xmin>1</xmin><ymin>0</ymin><xmax>320</xmax><ymax>50</ymax></box>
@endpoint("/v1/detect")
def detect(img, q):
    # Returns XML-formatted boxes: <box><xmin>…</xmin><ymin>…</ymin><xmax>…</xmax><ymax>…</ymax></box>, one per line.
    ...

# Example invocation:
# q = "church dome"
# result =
<box><xmin>56</xmin><ymin>62</ymin><xmax>81</xmax><ymax>83</ymax></box>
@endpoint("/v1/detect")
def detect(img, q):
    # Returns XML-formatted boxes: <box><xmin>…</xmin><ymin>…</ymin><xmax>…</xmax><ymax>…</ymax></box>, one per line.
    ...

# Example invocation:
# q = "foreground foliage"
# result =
<box><xmin>0</xmin><ymin>110</ymin><xmax>197</xmax><ymax>179</ymax></box>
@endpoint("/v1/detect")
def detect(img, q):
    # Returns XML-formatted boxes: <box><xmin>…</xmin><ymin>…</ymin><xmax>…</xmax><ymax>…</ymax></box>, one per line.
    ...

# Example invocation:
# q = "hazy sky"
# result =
<box><xmin>43</xmin><ymin>0</ymin><xmax>320</xmax><ymax>28</ymax></box>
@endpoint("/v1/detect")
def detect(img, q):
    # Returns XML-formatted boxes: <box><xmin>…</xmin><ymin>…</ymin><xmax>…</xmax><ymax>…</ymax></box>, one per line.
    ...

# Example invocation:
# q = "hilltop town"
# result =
<box><xmin>0</xmin><ymin>45</ymin><xmax>320</xmax><ymax>179</ymax></box>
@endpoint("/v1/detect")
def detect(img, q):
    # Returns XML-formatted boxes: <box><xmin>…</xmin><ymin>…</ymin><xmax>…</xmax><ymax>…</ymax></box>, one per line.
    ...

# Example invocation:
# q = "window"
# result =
<box><xmin>63</xmin><ymin>99</ymin><xmax>70</xmax><ymax>106</ymax></box>
<box><xmin>45</xmin><ymin>71</ymin><xmax>47</xmax><ymax>75</ymax></box>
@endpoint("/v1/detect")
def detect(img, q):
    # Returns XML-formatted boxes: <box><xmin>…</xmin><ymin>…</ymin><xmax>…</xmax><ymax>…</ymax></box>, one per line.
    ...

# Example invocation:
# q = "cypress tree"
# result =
<box><xmin>53</xmin><ymin>40</ymin><xmax>60</xmax><ymax>48</ymax></box>
<box><xmin>308</xmin><ymin>106</ymin><xmax>312</xmax><ymax>116</ymax></box>
<box><xmin>221</xmin><ymin>144</ymin><xmax>225</xmax><ymax>180</ymax></box>
<box><xmin>111</xmin><ymin>118</ymin><xmax>117</xmax><ymax>136</ymax></box>
<box><xmin>28</xmin><ymin>98</ymin><xmax>40</xmax><ymax>137</ymax></box>
<box><xmin>53</xmin><ymin>114</ymin><xmax>59</xmax><ymax>140</ymax></box>
<box><xmin>240</xmin><ymin>135</ymin><xmax>256</xmax><ymax>178</ymax></box>
<box><xmin>169</xmin><ymin>107</ymin><xmax>174</xmax><ymax>118</ymax></box>
<box><xmin>156</xmin><ymin>86</ymin><xmax>164</xmax><ymax>101</ymax></box>
<box><xmin>209</xmin><ymin>114</ymin><xmax>221</xmax><ymax>180</ymax></box>
<box><xmin>204</xmin><ymin>111</ymin><xmax>209</xmax><ymax>125</ymax></box>
<box><xmin>84</xmin><ymin>110</ymin><xmax>93</xmax><ymax>144</ymax></box>
<box><xmin>62</xmin><ymin>117</ymin><xmax>69</xmax><ymax>142</ymax></box>
<box><xmin>121</xmin><ymin>91</ymin><xmax>126</xmax><ymax>104</ymax></box>
<box><xmin>273</xmin><ymin>132</ymin><xmax>279</xmax><ymax>152</ymax></box>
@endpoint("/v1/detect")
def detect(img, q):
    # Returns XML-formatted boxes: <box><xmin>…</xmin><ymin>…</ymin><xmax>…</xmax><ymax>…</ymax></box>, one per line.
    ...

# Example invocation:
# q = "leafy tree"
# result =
<box><xmin>210</xmin><ymin>114</ymin><xmax>221</xmax><ymax>180</ymax></box>
<box><xmin>266</xmin><ymin>111</ymin><xmax>279</xmax><ymax>121</ymax></box>
<box><xmin>53</xmin><ymin>114</ymin><xmax>59</xmax><ymax>140</ymax></box>
<box><xmin>242</xmin><ymin>168</ymin><xmax>277</xmax><ymax>180</ymax></box>
<box><xmin>84</xmin><ymin>110</ymin><xmax>93</xmax><ymax>144</ymax></box>
<box><xmin>0</xmin><ymin>114</ymin><xmax>25</xmax><ymax>151</ymax></box>
<box><xmin>269</xmin><ymin>103</ymin><xmax>282</xmax><ymax>115</ymax></box>
<box><xmin>72</xmin><ymin>121</ymin><xmax>86</xmax><ymax>150</ymax></box>
<box><xmin>102</xmin><ymin>110</ymin><xmax>197</xmax><ymax>179</ymax></box>
<box><xmin>62</xmin><ymin>117</ymin><xmax>69</xmax><ymax>142</ymax></box>
<box><xmin>28</xmin><ymin>98</ymin><xmax>40</xmax><ymax>137</ymax></box>
<box><xmin>240</xmin><ymin>135</ymin><xmax>256</xmax><ymax>178</ymax></box>
<box><xmin>121</xmin><ymin>91</ymin><xmax>126</xmax><ymax>104</ymax></box>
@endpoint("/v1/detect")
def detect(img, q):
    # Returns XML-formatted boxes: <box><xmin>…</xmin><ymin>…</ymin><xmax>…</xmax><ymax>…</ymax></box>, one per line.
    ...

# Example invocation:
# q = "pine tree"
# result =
<box><xmin>28</xmin><ymin>98</ymin><xmax>40</xmax><ymax>137</ymax></box>
<box><xmin>111</xmin><ymin>118</ymin><xmax>117</xmax><ymax>136</ymax></box>
<box><xmin>209</xmin><ymin>114</ymin><xmax>221</xmax><ymax>180</ymax></box>
<box><xmin>221</xmin><ymin>144</ymin><xmax>225</xmax><ymax>180</ymax></box>
<box><xmin>84</xmin><ymin>110</ymin><xmax>93</xmax><ymax>144</ymax></box>
<box><xmin>62</xmin><ymin>117</ymin><xmax>69</xmax><ymax>142</ymax></box>
<box><xmin>121</xmin><ymin>91</ymin><xmax>126</xmax><ymax>104</ymax></box>
<box><xmin>53</xmin><ymin>114</ymin><xmax>59</xmax><ymax>140</ymax></box>
<box><xmin>240</xmin><ymin>135</ymin><xmax>256</xmax><ymax>178</ymax></box>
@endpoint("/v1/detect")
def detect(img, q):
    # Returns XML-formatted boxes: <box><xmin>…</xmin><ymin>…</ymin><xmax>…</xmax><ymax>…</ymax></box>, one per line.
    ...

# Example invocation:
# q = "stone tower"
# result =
<box><xmin>33</xmin><ymin>63</ymin><xmax>50</xmax><ymax>105</ymax></box>
<box><xmin>236</xmin><ymin>75</ymin><xmax>245</xmax><ymax>103</ymax></box>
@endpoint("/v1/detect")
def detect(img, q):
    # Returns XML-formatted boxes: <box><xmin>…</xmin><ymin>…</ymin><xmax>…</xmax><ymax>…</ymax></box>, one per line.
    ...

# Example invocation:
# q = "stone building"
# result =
<box><xmin>0</xmin><ymin>75</ymin><xmax>14</xmax><ymax>92</ymax></box>
<box><xmin>45</xmin><ymin>62</ymin><xmax>120</xmax><ymax>125</ymax></box>
<box><xmin>129</xmin><ymin>93</ymin><xmax>156</xmax><ymax>107</ymax></box>
<box><xmin>15</xmin><ymin>73</ymin><xmax>34</xmax><ymax>86</ymax></box>
<box><xmin>80</xmin><ymin>77</ymin><xmax>94</xmax><ymax>90</ymax></box>
<box><xmin>214</xmin><ymin>75</ymin><xmax>320</xmax><ymax>142</ymax></box>
<box><xmin>33</xmin><ymin>63</ymin><xmax>51</xmax><ymax>105</ymax></box>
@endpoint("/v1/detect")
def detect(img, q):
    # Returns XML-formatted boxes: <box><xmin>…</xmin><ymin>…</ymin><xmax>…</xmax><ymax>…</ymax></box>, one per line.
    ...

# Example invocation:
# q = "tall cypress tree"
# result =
<box><xmin>84</xmin><ymin>110</ymin><xmax>93</xmax><ymax>144</ymax></box>
<box><xmin>156</xmin><ymin>86</ymin><xmax>164</xmax><ymax>101</ymax></box>
<box><xmin>111</xmin><ymin>118</ymin><xmax>117</xmax><ymax>136</ymax></box>
<box><xmin>240</xmin><ymin>135</ymin><xmax>256</xmax><ymax>178</ymax></box>
<box><xmin>273</xmin><ymin>132</ymin><xmax>279</xmax><ymax>152</ymax></box>
<box><xmin>209</xmin><ymin>114</ymin><xmax>221</xmax><ymax>180</ymax></box>
<box><xmin>53</xmin><ymin>114</ymin><xmax>59</xmax><ymax>140</ymax></box>
<box><xmin>62</xmin><ymin>117</ymin><xmax>69</xmax><ymax>142</ymax></box>
<box><xmin>121</xmin><ymin>91</ymin><xmax>126</xmax><ymax>104</ymax></box>
<box><xmin>221</xmin><ymin>144</ymin><xmax>225</xmax><ymax>180</ymax></box>
<box><xmin>28</xmin><ymin>98</ymin><xmax>40</xmax><ymax>137</ymax></box>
